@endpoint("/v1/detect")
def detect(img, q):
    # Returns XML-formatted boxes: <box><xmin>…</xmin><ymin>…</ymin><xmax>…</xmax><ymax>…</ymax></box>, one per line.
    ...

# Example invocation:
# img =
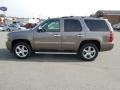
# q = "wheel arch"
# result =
<box><xmin>78</xmin><ymin>40</ymin><xmax>101</xmax><ymax>52</ymax></box>
<box><xmin>11</xmin><ymin>39</ymin><xmax>32</xmax><ymax>51</ymax></box>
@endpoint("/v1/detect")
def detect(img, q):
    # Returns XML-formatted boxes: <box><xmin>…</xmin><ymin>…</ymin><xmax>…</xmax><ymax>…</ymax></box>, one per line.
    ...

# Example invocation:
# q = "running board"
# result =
<box><xmin>35</xmin><ymin>52</ymin><xmax>77</xmax><ymax>55</ymax></box>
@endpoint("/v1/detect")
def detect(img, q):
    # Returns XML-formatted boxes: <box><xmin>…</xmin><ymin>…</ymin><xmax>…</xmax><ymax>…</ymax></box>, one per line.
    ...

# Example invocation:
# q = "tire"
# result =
<box><xmin>78</xmin><ymin>43</ymin><xmax>98</xmax><ymax>61</ymax></box>
<box><xmin>7</xmin><ymin>28</ymin><xmax>11</xmax><ymax>32</ymax></box>
<box><xmin>13</xmin><ymin>42</ymin><xmax>32</xmax><ymax>59</ymax></box>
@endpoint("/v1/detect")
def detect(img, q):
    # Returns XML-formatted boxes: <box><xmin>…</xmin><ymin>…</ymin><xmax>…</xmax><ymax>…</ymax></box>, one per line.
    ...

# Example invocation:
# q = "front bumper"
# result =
<box><xmin>6</xmin><ymin>39</ymin><xmax>12</xmax><ymax>52</ymax></box>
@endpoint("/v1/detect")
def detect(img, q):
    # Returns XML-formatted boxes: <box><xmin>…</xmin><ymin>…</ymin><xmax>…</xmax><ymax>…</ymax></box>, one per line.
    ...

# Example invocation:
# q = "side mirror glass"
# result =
<box><xmin>38</xmin><ymin>26</ymin><xmax>42</xmax><ymax>30</ymax></box>
<box><xmin>37</xmin><ymin>26</ymin><xmax>43</xmax><ymax>32</ymax></box>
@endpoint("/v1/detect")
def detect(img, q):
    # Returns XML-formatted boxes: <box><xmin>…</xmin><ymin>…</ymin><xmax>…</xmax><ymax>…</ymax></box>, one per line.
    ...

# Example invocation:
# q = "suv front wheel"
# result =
<box><xmin>13</xmin><ymin>42</ymin><xmax>32</xmax><ymax>59</ymax></box>
<box><xmin>78</xmin><ymin>43</ymin><xmax>98</xmax><ymax>61</ymax></box>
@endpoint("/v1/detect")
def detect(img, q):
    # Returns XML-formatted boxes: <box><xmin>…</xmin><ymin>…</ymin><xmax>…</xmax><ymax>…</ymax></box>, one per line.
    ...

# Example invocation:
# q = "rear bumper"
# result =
<box><xmin>100</xmin><ymin>43</ymin><xmax>114</xmax><ymax>51</ymax></box>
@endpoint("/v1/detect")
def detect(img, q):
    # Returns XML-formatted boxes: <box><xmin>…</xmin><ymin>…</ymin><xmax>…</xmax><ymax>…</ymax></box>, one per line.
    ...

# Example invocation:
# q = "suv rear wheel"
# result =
<box><xmin>78</xmin><ymin>43</ymin><xmax>98</xmax><ymax>61</ymax></box>
<box><xmin>13</xmin><ymin>42</ymin><xmax>32</xmax><ymax>59</ymax></box>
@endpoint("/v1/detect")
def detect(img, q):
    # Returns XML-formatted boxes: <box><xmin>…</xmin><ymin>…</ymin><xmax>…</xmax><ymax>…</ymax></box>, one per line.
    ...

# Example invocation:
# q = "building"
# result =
<box><xmin>95</xmin><ymin>10</ymin><xmax>120</xmax><ymax>25</ymax></box>
<box><xmin>6</xmin><ymin>17</ymin><xmax>29</xmax><ymax>25</ymax></box>
<box><xmin>0</xmin><ymin>14</ymin><xmax>44</xmax><ymax>25</ymax></box>
<box><xmin>6</xmin><ymin>17</ymin><xmax>44</xmax><ymax>25</ymax></box>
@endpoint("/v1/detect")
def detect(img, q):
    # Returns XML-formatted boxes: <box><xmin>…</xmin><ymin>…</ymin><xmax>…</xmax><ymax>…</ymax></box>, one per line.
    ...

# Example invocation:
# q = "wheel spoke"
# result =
<box><xmin>84</xmin><ymin>53</ymin><xmax>89</xmax><ymax>58</ymax></box>
<box><xmin>91</xmin><ymin>49</ymin><xmax>96</xmax><ymax>53</ymax></box>
<box><xmin>89</xmin><ymin>54</ymin><xmax>94</xmax><ymax>58</ymax></box>
<box><xmin>83</xmin><ymin>49</ymin><xmax>88</xmax><ymax>53</ymax></box>
<box><xmin>17</xmin><ymin>46</ymin><xmax>22</xmax><ymax>51</ymax></box>
<box><xmin>21</xmin><ymin>52</ymin><xmax>26</xmax><ymax>57</ymax></box>
<box><xmin>88</xmin><ymin>46</ymin><xmax>92</xmax><ymax>52</ymax></box>
<box><xmin>22</xmin><ymin>46</ymin><xmax>25</xmax><ymax>50</ymax></box>
<box><xmin>16</xmin><ymin>51</ymin><xmax>21</xmax><ymax>55</ymax></box>
<box><xmin>23</xmin><ymin>50</ymin><xmax>28</xmax><ymax>53</ymax></box>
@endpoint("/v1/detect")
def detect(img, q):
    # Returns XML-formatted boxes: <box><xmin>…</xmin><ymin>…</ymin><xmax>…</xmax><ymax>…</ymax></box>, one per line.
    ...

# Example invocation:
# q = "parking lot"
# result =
<box><xmin>0</xmin><ymin>32</ymin><xmax>120</xmax><ymax>90</ymax></box>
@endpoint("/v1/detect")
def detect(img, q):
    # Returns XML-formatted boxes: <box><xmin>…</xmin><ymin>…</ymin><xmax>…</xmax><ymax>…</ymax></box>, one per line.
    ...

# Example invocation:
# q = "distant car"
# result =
<box><xmin>24</xmin><ymin>23</ymin><xmax>37</xmax><ymax>29</ymax></box>
<box><xmin>113</xmin><ymin>23</ymin><xmax>120</xmax><ymax>30</ymax></box>
<box><xmin>0</xmin><ymin>26</ymin><xmax>3</xmax><ymax>31</ymax></box>
<box><xmin>0</xmin><ymin>25</ymin><xmax>5</xmax><ymax>31</ymax></box>
<box><xmin>6</xmin><ymin>24</ymin><xmax>21</xmax><ymax>31</ymax></box>
<box><xmin>19</xmin><ymin>26</ymin><xmax>26</xmax><ymax>30</ymax></box>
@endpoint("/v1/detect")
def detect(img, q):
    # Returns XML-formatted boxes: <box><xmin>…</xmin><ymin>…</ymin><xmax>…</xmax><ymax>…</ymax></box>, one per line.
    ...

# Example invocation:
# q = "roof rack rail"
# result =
<box><xmin>81</xmin><ymin>16</ymin><xmax>86</xmax><ymax>18</ymax></box>
<box><xmin>62</xmin><ymin>16</ymin><xmax>74</xmax><ymax>18</ymax></box>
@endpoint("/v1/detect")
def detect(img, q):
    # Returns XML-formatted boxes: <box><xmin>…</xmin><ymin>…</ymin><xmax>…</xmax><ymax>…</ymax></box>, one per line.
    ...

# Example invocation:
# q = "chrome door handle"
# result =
<box><xmin>54</xmin><ymin>34</ymin><xmax>61</xmax><ymax>37</ymax></box>
<box><xmin>77</xmin><ymin>34</ymin><xmax>84</xmax><ymax>37</ymax></box>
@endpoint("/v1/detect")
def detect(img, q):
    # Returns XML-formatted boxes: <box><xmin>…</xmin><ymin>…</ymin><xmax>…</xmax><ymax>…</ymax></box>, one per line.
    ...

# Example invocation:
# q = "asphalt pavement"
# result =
<box><xmin>0</xmin><ymin>32</ymin><xmax>120</xmax><ymax>90</ymax></box>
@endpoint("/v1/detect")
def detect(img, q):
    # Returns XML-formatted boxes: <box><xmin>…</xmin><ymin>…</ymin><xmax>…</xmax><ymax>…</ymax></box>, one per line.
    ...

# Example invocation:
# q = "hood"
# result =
<box><xmin>8</xmin><ymin>30</ymin><xmax>33</xmax><ymax>40</ymax></box>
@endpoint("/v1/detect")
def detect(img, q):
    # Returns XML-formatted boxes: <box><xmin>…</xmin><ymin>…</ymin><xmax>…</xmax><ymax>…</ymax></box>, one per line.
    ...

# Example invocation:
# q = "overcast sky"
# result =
<box><xmin>0</xmin><ymin>0</ymin><xmax>120</xmax><ymax>18</ymax></box>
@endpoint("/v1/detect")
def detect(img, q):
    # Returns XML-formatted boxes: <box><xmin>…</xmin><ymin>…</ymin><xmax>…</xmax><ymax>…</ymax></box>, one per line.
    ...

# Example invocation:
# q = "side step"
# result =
<box><xmin>35</xmin><ymin>52</ymin><xmax>77</xmax><ymax>55</ymax></box>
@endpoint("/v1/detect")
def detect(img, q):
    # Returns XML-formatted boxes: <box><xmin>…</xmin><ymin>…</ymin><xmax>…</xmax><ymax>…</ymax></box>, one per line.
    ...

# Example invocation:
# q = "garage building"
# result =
<box><xmin>95</xmin><ymin>10</ymin><xmax>120</xmax><ymax>25</ymax></box>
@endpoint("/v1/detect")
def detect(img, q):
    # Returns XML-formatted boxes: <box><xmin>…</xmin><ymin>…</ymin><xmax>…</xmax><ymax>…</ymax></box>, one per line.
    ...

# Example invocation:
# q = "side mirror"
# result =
<box><xmin>37</xmin><ymin>26</ymin><xmax>43</xmax><ymax>32</ymax></box>
<box><xmin>37</xmin><ymin>26</ymin><xmax>46</xmax><ymax>32</ymax></box>
<box><xmin>38</xmin><ymin>26</ymin><xmax>42</xmax><ymax>30</ymax></box>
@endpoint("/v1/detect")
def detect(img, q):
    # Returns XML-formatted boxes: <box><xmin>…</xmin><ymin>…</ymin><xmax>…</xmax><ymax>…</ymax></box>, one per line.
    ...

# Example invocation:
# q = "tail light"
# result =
<box><xmin>109</xmin><ymin>32</ymin><xmax>115</xmax><ymax>42</ymax></box>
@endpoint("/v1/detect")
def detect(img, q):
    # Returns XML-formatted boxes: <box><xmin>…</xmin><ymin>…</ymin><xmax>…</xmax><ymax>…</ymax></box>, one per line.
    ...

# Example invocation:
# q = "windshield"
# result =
<box><xmin>32</xmin><ymin>19</ymin><xmax>48</xmax><ymax>30</ymax></box>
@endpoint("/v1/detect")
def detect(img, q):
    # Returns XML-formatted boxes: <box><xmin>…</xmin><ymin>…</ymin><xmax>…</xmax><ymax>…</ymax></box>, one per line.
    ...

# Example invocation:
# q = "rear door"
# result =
<box><xmin>61</xmin><ymin>19</ymin><xmax>85</xmax><ymax>51</ymax></box>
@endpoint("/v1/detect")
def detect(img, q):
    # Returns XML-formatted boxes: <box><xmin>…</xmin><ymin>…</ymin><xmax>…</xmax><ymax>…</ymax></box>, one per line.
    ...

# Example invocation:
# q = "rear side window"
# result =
<box><xmin>64</xmin><ymin>19</ymin><xmax>82</xmax><ymax>32</ymax></box>
<box><xmin>85</xmin><ymin>20</ymin><xmax>109</xmax><ymax>31</ymax></box>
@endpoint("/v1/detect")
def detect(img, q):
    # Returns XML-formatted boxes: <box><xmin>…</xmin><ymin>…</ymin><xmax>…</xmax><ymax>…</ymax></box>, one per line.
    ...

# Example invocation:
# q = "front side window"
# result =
<box><xmin>64</xmin><ymin>19</ymin><xmax>82</xmax><ymax>32</ymax></box>
<box><xmin>85</xmin><ymin>19</ymin><xmax>110</xmax><ymax>31</ymax></box>
<box><xmin>42</xmin><ymin>19</ymin><xmax>60</xmax><ymax>32</ymax></box>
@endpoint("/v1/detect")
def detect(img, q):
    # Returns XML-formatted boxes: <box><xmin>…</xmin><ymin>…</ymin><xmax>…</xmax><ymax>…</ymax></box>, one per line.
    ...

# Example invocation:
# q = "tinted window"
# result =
<box><xmin>85</xmin><ymin>20</ymin><xmax>109</xmax><ymax>31</ymax></box>
<box><xmin>64</xmin><ymin>19</ymin><xmax>82</xmax><ymax>32</ymax></box>
<box><xmin>42</xmin><ymin>19</ymin><xmax>60</xmax><ymax>32</ymax></box>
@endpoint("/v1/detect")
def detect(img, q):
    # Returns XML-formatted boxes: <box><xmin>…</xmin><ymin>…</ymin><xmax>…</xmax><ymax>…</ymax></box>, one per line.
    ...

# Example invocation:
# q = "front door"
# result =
<box><xmin>33</xmin><ymin>19</ymin><xmax>61</xmax><ymax>50</ymax></box>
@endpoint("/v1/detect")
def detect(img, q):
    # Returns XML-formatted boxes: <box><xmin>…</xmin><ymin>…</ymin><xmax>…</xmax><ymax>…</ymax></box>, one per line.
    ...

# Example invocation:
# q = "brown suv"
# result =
<box><xmin>6</xmin><ymin>16</ymin><xmax>114</xmax><ymax>61</ymax></box>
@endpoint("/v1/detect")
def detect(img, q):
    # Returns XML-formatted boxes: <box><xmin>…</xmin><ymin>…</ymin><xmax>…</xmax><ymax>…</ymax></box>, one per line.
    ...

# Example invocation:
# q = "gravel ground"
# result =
<box><xmin>0</xmin><ymin>32</ymin><xmax>120</xmax><ymax>90</ymax></box>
